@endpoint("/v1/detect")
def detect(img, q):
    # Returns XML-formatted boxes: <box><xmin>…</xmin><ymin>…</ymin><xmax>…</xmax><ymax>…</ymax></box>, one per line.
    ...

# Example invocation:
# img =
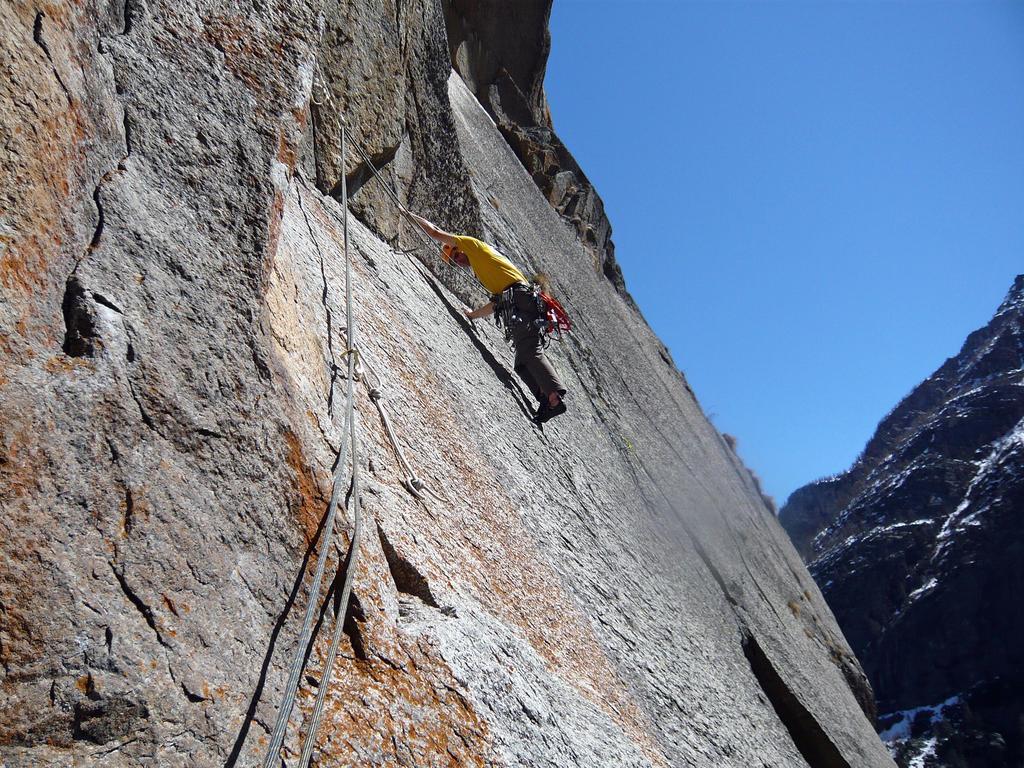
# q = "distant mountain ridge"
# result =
<box><xmin>781</xmin><ymin>275</ymin><xmax>1024</xmax><ymax>767</ymax></box>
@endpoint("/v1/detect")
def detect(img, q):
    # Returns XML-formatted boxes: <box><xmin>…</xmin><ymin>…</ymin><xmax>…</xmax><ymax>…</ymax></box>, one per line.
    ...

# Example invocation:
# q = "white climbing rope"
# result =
<box><xmin>265</xmin><ymin>25</ymin><xmax>462</xmax><ymax>765</ymax></box>
<box><xmin>311</xmin><ymin>62</ymin><xmax>467</xmax><ymax>505</ymax></box>
<box><xmin>263</xmin><ymin>116</ymin><xmax>363</xmax><ymax>768</ymax></box>
<box><xmin>295</xmin><ymin>117</ymin><xmax>363</xmax><ymax>768</ymax></box>
<box><xmin>261</xmin><ymin>396</ymin><xmax>352</xmax><ymax>768</ymax></box>
<box><xmin>264</xmin><ymin>61</ymin><xmax>491</xmax><ymax>760</ymax></box>
<box><xmin>355</xmin><ymin>354</ymin><xmax>429</xmax><ymax>500</ymax></box>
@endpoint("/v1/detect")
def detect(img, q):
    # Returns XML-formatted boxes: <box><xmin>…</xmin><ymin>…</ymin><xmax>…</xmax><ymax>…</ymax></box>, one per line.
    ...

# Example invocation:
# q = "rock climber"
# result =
<box><xmin>409</xmin><ymin>212</ymin><xmax>567</xmax><ymax>424</ymax></box>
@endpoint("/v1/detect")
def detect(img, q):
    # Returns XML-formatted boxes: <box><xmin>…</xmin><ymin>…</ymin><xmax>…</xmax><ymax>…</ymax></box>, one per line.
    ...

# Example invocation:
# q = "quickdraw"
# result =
<box><xmin>538</xmin><ymin>291</ymin><xmax>572</xmax><ymax>339</ymax></box>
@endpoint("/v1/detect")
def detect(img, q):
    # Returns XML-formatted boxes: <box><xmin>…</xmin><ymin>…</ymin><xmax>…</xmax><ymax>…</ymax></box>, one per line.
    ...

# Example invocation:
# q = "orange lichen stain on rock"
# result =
<box><xmin>0</xmin><ymin>475</ymin><xmax>60</xmax><ymax>675</ymax></box>
<box><xmin>162</xmin><ymin>594</ymin><xmax>180</xmax><ymax>617</ymax></box>
<box><xmin>277</xmin><ymin>130</ymin><xmax>297</xmax><ymax>174</ymax></box>
<box><xmin>1</xmin><ymin>46</ymin><xmax>90</xmax><ymax>298</ymax></box>
<box><xmin>75</xmin><ymin>675</ymin><xmax>91</xmax><ymax>695</ymax></box>
<box><xmin>43</xmin><ymin>355</ymin><xmax>96</xmax><ymax>375</ymax></box>
<box><xmin>295</xmin><ymin>631</ymin><xmax>493</xmax><ymax>767</ymax></box>
<box><xmin>200</xmin><ymin>12</ymin><xmax>299</xmax><ymax>100</ymax></box>
<box><xmin>0</xmin><ymin>582</ymin><xmax>43</xmax><ymax>672</ymax></box>
<box><xmin>283</xmin><ymin>429</ymin><xmax>329</xmax><ymax>545</ymax></box>
<box><xmin>1</xmin><ymin>4</ymin><xmax>100</xmax><ymax>393</ymax></box>
<box><xmin>1</xmin><ymin>428</ymin><xmax>42</xmax><ymax>501</ymax></box>
<box><xmin>0</xmin><ymin>247</ymin><xmax>47</xmax><ymax>295</ymax></box>
<box><xmin>0</xmin><ymin>331</ymin><xmax>21</xmax><ymax>387</ymax></box>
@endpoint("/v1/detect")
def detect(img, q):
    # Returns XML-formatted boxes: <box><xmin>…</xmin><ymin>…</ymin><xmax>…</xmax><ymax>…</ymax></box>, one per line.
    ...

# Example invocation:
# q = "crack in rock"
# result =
<box><xmin>109</xmin><ymin>561</ymin><xmax>169</xmax><ymax>649</ymax></box>
<box><xmin>32</xmin><ymin>11</ymin><xmax>72</xmax><ymax>105</ymax></box>
<box><xmin>742</xmin><ymin>631</ymin><xmax>851</xmax><ymax>768</ymax></box>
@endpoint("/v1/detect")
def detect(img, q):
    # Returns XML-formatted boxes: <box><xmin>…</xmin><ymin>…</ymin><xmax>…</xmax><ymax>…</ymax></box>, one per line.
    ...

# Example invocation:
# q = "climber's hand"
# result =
<box><xmin>463</xmin><ymin>301</ymin><xmax>494</xmax><ymax>321</ymax></box>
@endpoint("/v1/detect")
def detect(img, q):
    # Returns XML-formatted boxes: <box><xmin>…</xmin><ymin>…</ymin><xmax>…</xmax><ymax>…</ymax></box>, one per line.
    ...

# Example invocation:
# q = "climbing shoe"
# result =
<box><xmin>533</xmin><ymin>401</ymin><xmax>549</xmax><ymax>423</ymax></box>
<box><xmin>533</xmin><ymin>398</ymin><xmax>566</xmax><ymax>425</ymax></box>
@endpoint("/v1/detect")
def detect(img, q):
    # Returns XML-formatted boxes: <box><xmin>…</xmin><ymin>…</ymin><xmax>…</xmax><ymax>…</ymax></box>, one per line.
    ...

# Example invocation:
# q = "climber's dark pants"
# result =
<box><xmin>509</xmin><ymin>291</ymin><xmax>565</xmax><ymax>404</ymax></box>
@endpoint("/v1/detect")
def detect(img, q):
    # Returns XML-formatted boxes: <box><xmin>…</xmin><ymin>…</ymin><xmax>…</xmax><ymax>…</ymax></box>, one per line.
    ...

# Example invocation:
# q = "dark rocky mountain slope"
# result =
<box><xmin>2</xmin><ymin>0</ymin><xmax>893</xmax><ymax>765</ymax></box>
<box><xmin>781</xmin><ymin>276</ymin><xmax>1024</xmax><ymax>767</ymax></box>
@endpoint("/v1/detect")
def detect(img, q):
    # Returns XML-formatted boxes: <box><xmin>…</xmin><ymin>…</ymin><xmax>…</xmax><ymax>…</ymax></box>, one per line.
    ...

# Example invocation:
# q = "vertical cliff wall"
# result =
<box><xmin>1</xmin><ymin>2</ymin><xmax>893</xmax><ymax>766</ymax></box>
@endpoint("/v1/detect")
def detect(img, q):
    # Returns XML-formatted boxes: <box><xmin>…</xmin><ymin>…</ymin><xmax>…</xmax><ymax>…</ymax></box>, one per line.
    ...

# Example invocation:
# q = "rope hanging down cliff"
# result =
<box><xmin>262</xmin><ymin>117</ymin><xmax>363</xmax><ymax>768</ymax></box>
<box><xmin>355</xmin><ymin>352</ymin><xmax>451</xmax><ymax>504</ymax></box>
<box><xmin>310</xmin><ymin>60</ymin><xmax>461</xmax><ymax>501</ymax></box>
<box><xmin>266</xmin><ymin>89</ymin><xmax>446</xmax><ymax>767</ymax></box>
<box><xmin>265</xmin><ymin>56</ymin><xmax>570</xmax><ymax>763</ymax></box>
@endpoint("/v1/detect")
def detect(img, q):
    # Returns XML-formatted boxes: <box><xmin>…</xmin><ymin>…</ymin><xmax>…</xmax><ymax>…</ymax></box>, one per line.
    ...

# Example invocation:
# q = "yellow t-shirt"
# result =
<box><xmin>452</xmin><ymin>235</ymin><xmax>526</xmax><ymax>295</ymax></box>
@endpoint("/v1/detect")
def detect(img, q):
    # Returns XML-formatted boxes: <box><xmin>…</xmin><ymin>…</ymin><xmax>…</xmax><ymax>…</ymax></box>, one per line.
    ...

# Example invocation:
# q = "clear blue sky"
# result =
<box><xmin>546</xmin><ymin>0</ymin><xmax>1024</xmax><ymax>506</ymax></box>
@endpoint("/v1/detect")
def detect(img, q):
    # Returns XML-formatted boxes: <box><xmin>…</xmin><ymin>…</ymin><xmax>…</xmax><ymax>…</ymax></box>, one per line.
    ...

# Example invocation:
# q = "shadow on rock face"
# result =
<box><xmin>72</xmin><ymin>697</ymin><xmax>150</xmax><ymax>745</ymax></box>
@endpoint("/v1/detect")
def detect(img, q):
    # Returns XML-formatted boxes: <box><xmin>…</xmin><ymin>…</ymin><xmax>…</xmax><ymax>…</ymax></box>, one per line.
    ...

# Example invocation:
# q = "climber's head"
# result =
<box><xmin>442</xmin><ymin>243</ymin><xmax>469</xmax><ymax>267</ymax></box>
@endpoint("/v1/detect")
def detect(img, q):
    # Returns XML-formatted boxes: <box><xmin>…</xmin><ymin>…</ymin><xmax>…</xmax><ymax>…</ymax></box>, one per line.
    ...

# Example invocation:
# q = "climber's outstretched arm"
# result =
<box><xmin>464</xmin><ymin>302</ymin><xmax>494</xmax><ymax>320</ymax></box>
<box><xmin>409</xmin><ymin>213</ymin><xmax>458</xmax><ymax>246</ymax></box>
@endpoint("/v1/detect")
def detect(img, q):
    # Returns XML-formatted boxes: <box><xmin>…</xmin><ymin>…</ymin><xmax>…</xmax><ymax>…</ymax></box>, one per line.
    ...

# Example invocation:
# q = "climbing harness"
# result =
<box><xmin>263</xmin><ymin>118</ymin><xmax>362</xmax><ymax>768</ymax></box>
<box><xmin>494</xmin><ymin>282</ymin><xmax>573</xmax><ymax>347</ymax></box>
<box><xmin>495</xmin><ymin>283</ymin><xmax>540</xmax><ymax>339</ymax></box>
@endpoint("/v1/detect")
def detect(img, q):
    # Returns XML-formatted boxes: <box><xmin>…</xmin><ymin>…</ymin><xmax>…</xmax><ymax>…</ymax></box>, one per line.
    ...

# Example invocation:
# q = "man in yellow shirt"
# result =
<box><xmin>410</xmin><ymin>213</ymin><xmax>567</xmax><ymax>424</ymax></box>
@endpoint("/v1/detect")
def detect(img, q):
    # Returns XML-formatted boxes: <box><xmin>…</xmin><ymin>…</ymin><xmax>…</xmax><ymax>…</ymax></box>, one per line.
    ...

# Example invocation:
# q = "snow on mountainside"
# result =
<box><xmin>781</xmin><ymin>275</ymin><xmax>1024</xmax><ymax>768</ymax></box>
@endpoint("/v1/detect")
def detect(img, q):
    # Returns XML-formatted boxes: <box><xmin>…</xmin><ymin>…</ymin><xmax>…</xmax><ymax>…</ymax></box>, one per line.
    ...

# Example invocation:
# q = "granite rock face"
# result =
<box><xmin>781</xmin><ymin>276</ymin><xmax>1024</xmax><ymax>768</ymax></box>
<box><xmin>2</xmin><ymin>1</ymin><xmax>892</xmax><ymax>766</ymax></box>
